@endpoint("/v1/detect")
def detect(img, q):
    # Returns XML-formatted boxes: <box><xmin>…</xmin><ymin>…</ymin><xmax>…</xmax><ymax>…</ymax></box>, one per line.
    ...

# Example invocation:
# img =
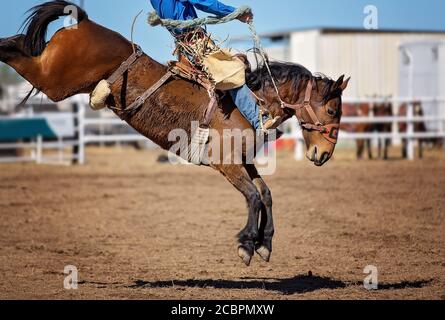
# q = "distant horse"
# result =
<box><xmin>0</xmin><ymin>1</ymin><xmax>349</xmax><ymax>265</ymax></box>
<box><xmin>398</xmin><ymin>102</ymin><xmax>443</xmax><ymax>159</ymax></box>
<box><xmin>341</xmin><ymin>103</ymin><xmax>372</xmax><ymax>160</ymax></box>
<box><xmin>373</xmin><ymin>101</ymin><xmax>393</xmax><ymax>160</ymax></box>
<box><xmin>342</xmin><ymin>101</ymin><xmax>392</xmax><ymax>160</ymax></box>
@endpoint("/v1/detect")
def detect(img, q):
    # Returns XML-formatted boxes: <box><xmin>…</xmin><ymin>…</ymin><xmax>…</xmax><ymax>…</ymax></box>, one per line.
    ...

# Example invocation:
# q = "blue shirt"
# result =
<box><xmin>150</xmin><ymin>0</ymin><xmax>236</xmax><ymax>21</ymax></box>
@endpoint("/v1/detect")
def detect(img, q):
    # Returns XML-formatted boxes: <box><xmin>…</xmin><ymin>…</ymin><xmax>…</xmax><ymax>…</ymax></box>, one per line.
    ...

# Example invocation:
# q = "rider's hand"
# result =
<box><xmin>238</xmin><ymin>11</ymin><xmax>253</xmax><ymax>23</ymax></box>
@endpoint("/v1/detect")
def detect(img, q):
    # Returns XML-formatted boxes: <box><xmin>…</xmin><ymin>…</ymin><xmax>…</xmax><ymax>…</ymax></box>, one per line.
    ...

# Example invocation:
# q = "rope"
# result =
<box><xmin>148</xmin><ymin>5</ymin><xmax>252</xmax><ymax>28</ymax></box>
<box><xmin>148</xmin><ymin>6</ymin><xmax>284</xmax><ymax>107</ymax></box>
<box><xmin>247</xmin><ymin>22</ymin><xmax>283</xmax><ymax>106</ymax></box>
<box><xmin>131</xmin><ymin>10</ymin><xmax>144</xmax><ymax>54</ymax></box>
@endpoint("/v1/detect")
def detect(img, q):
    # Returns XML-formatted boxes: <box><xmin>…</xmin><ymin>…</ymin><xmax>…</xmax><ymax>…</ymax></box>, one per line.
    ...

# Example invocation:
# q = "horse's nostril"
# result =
<box><xmin>322</xmin><ymin>152</ymin><xmax>329</xmax><ymax>163</ymax></box>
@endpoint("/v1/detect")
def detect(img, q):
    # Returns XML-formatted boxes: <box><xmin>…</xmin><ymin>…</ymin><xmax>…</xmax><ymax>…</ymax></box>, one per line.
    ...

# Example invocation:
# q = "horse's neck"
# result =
<box><xmin>253</xmin><ymin>81</ymin><xmax>302</xmax><ymax>121</ymax></box>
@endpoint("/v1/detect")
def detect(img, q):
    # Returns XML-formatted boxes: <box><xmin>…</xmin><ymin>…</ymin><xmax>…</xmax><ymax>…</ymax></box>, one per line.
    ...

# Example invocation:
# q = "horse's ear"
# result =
<box><xmin>339</xmin><ymin>77</ymin><xmax>351</xmax><ymax>91</ymax></box>
<box><xmin>334</xmin><ymin>75</ymin><xmax>345</xmax><ymax>89</ymax></box>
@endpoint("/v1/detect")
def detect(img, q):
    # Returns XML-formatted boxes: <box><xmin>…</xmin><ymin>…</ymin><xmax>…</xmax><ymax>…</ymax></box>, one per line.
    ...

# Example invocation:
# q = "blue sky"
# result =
<box><xmin>1</xmin><ymin>0</ymin><xmax>444</xmax><ymax>62</ymax></box>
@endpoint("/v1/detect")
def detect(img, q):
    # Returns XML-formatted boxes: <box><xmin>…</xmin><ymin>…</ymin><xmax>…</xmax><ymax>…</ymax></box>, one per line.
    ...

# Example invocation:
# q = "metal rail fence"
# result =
<box><xmin>1</xmin><ymin>96</ymin><xmax>444</xmax><ymax>164</ymax></box>
<box><xmin>283</xmin><ymin>96</ymin><xmax>445</xmax><ymax>161</ymax></box>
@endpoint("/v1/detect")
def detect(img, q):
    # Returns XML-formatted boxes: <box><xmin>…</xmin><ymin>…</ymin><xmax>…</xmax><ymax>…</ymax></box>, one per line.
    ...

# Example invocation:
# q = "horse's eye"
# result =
<box><xmin>327</xmin><ymin>107</ymin><xmax>336</xmax><ymax>117</ymax></box>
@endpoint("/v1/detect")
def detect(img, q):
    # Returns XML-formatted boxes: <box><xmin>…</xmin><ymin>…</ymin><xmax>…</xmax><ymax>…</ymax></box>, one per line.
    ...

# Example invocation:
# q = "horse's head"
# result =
<box><xmin>247</xmin><ymin>63</ymin><xmax>350</xmax><ymax>166</ymax></box>
<box><xmin>295</xmin><ymin>75</ymin><xmax>350</xmax><ymax>166</ymax></box>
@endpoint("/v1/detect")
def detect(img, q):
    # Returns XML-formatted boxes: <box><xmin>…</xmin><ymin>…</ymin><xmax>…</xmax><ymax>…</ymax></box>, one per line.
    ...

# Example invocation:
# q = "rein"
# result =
<box><xmin>281</xmin><ymin>80</ymin><xmax>339</xmax><ymax>145</ymax></box>
<box><xmin>247</xmin><ymin>23</ymin><xmax>339</xmax><ymax>145</ymax></box>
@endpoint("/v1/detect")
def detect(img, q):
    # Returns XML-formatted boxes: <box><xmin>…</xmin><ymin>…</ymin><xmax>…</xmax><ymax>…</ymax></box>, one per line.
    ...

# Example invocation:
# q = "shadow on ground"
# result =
<box><xmin>109</xmin><ymin>275</ymin><xmax>433</xmax><ymax>296</ymax></box>
<box><xmin>128</xmin><ymin>275</ymin><xmax>344</xmax><ymax>295</ymax></box>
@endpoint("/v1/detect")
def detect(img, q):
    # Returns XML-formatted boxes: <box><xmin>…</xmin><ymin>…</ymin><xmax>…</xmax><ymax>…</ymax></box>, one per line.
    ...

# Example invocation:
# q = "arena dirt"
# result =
<box><xmin>0</xmin><ymin>147</ymin><xmax>444</xmax><ymax>300</ymax></box>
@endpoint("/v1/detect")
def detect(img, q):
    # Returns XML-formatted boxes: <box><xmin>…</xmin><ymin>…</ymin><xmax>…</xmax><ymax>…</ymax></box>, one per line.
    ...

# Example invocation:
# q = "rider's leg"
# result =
<box><xmin>228</xmin><ymin>84</ymin><xmax>263</xmax><ymax>130</ymax></box>
<box><xmin>229</xmin><ymin>85</ymin><xmax>282</xmax><ymax>132</ymax></box>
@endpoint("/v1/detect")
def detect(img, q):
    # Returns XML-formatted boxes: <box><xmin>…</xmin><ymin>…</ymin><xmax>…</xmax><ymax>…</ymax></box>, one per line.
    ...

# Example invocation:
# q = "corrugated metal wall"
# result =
<box><xmin>399</xmin><ymin>41</ymin><xmax>443</xmax><ymax>131</ymax></box>
<box><xmin>440</xmin><ymin>43</ymin><xmax>445</xmax><ymax>130</ymax></box>
<box><xmin>282</xmin><ymin>30</ymin><xmax>445</xmax><ymax>98</ymax></box>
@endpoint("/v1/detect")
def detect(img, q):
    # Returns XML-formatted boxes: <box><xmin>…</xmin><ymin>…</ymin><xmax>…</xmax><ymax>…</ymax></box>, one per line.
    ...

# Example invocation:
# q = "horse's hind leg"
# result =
<box><xmin>384</xmin><ymin>138</ymin><xmax>390</xmax><ymax>160</ymax></box>
<box><xmin>356</xmin><ymin>140</ymin><xmax>364</xmax><ymax>160</ymax></box>
<box><xmin>245</xmin><ymin>164</ymin><xmax>274</xmax><ymax>262</ymax></box>
<box><xmin>378</xmin><ymin>138</ymin><xmax>383</xmax><ymax>159</ymax></box>
<box><xmin>418</xmin><ymin>139</ymin><xmax>424</xmax><ymax>159</ymax></box>
<box><xmin>0</xmin><ymin>35</ymin><xmax>42</xmax><ymax>93</ymax></box>
<box><xmin>215</xmin><ymin>164</ymin><xmax>262</xmax><ymax>266</ymax></box>
<box><xmin>402</xmin><ymin>139</ymin><xmax>408</xmax><ymax>159</ymax></box>
<box><xmin>367</xmin><ymin>139</ymin><xmax>373</xmax><ymax>160</ymax></box>
<box><xmin>0</xmin><ymin>35</ymin><xmax>26</xmax><ymax>63</ymax></box>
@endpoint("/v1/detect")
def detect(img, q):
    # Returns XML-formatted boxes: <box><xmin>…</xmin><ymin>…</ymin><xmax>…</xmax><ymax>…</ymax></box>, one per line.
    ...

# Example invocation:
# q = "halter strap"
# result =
<box><xmin>280</xmin><ymin>79</ymin><xmax>339</xmax><ymax>145</ymax></box>
<box><xmin>303</xmin><ymin>79</ymin><xmax>313</xmax><ymax>104</ymax></box>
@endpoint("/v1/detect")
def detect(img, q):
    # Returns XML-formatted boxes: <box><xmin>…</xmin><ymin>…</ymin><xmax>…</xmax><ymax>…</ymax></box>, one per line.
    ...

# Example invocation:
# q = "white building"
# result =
<box><xmin>399</xmin><ymin>40</ymin><xmax>445</xmax><ymax>131</ymax></box>
<box><xmin>234</xmin><ymin>27</ymin><xmax>445</xmax><ymax>99</ymax></box>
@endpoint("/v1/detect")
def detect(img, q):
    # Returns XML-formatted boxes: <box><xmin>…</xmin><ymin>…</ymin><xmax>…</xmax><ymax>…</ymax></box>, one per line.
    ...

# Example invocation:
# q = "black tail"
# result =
<box><xmin>21</xmin><ymin>0</ymin><xmax>88</xmax><ymax>57</ymax></box>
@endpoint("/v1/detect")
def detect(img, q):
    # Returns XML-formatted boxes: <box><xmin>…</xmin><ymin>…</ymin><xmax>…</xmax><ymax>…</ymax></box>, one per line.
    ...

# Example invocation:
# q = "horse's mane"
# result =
<box><xmin>21</xmin><ymin>0</ymin><xmax>88</xmax><ymax>57</ymax></box>
<box><xmin>246</xmin><ymin>61</ymin><xmax>343</xmax><ymax>102</ymax></box>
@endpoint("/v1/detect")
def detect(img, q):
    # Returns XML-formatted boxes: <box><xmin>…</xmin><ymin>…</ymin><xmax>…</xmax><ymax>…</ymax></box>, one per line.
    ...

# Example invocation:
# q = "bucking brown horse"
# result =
<box><xmin>0</xmin><ymin>1</ymin><xmax>349</xmax><ymax>266</ymax></box>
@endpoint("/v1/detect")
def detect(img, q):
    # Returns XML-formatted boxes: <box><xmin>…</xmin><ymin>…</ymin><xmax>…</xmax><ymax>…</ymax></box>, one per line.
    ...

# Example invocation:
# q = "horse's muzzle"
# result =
<box><xmin>307</xmin><ymin>146</ymin><xmax>331</xmax><ymax>167</ymax></box>
<box><xmin>314</xmin><ymin>152</ymin><xmax>330</xmax><ymax>166</ymax></box>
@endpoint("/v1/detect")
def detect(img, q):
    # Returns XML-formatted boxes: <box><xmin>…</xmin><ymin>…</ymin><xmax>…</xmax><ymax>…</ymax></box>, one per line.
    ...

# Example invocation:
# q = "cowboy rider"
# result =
<box><xmin>150</xmin><ymin>0</ymin><xmax>280</xmax><ymax>132</ymax></box>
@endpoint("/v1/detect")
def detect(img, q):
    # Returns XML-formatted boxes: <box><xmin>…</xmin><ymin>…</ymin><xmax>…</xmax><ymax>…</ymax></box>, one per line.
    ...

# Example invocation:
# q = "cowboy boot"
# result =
<box><xmin>262</xmin><ymin>116</ymin><xmax>282</xmax><ymax>131</ymax></box>
<box><xmin>260</xmin><ymin>115</ymin><xmax>284</xmax><ymax>142</ymax></box>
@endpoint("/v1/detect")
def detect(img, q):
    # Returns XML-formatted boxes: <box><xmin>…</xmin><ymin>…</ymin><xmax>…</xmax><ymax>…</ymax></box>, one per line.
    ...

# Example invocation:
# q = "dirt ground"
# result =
<box><xmin>0</xmin><ymin>147</ymin><xmax>444</xmax><ymax>300</ymax></box>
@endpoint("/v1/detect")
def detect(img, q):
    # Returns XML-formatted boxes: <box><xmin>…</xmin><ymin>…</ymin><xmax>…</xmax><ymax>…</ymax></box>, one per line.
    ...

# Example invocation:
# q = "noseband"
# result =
<box><xmin>281</xmin><ymin>80</ymin><xmax>339</xmax><ymax>145</ymax></box>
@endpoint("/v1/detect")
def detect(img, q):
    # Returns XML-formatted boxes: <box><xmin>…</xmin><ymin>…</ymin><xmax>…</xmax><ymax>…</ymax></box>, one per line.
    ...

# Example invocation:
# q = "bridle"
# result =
<box><xmin>247</xmin><ymin>21</ymin><xmax>340</xmax><ymax>145</ymax></box>
<box><xmin>281</xmin><ymin>79</ymin><xmax>340</xmax><ymax>145</ymax></box>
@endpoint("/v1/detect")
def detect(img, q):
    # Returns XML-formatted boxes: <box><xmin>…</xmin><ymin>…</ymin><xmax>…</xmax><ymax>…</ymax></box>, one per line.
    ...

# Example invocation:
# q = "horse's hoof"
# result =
<box><xmin>238</xmin><ymin>246</ymin><xmax>252</xmax><ymax>266</ymax></box>
<box><xmin>256</xmin><ymin>245</ymin><xmax>271</xmax><ymax>262</ymax></box>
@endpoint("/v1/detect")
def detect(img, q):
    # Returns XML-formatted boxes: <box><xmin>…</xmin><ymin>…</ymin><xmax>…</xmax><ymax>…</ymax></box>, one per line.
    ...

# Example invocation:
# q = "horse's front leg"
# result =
<box><xmin>245</xmin><ymin>164</ymin><xmax>274</xmax><ymax>262</ymax></box>
<box><xmin>215</xmin><ymin>164</ymin><xmax>262</xmax><ymax>266</ymax></box>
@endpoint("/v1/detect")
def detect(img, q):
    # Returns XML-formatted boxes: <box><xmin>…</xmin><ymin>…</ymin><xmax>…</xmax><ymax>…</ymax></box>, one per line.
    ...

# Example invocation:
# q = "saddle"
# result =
<box><xmin>168</xmin><ymin>51</ymin><xmax>219</xmax><ymax>131</ymax></box>
<box><xmin>167</xmin><ymin>47</ymin><xmax>253</xmax><ymax>165</ymax></box>
<box><xmin>168</xmin><ymin>54</ymin><xmax>215</xmax><ymax>92</ymax></box>
<box><xmin>168</xmin><ymin>52</ymin><xmax>250</xmax><ymax>91</ymax></box>
<box><xmin>168</xmin><ymin>27</ymin><xmax>249</xmax><ymax>92</ymax></box>
<box><xmin>167</xmin><ymin>41</ymin><xmax>251</xmax><ymax>126</ymax></box>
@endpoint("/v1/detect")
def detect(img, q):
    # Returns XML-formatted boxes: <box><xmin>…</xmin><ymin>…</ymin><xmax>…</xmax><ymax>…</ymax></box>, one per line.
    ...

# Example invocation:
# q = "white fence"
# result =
<box><xmin>77</xmin><ymin>96</ymin><xmax>445</xmax><ymax>162</ymax></box>
<box><xmin>1</xmin><ymin>96</ymin><xmax>444</xmax><ymax>164</ymax></box>
<box><xmin>54</xmin><ymin>103</ymin><xmax>156</xmax><ymax>165</ymax></box>
<box><xmin>0</xmin><ymin>137</ymin><xmax>80</xmax><ymax>164</ymax></box>
<box><xmin>0</xmin><ymin>109</ymin><xmax>83</xmax><ymax>165</ymax></box>
<box><xmin>283</xmin><ymin>96</ymin><xmax>445</xmax><ymax>161</ymax></box>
